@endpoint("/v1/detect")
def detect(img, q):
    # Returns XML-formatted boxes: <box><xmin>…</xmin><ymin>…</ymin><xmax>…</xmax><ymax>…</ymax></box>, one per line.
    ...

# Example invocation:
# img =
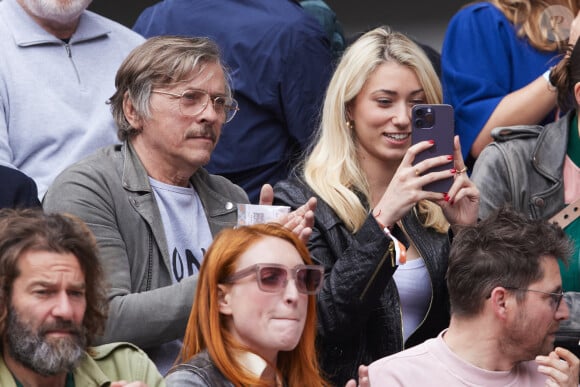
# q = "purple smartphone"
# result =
<box><xmin>411</xmin><ymin>104</ymin><xmax>454</xmax><ymax>193</ymax></box>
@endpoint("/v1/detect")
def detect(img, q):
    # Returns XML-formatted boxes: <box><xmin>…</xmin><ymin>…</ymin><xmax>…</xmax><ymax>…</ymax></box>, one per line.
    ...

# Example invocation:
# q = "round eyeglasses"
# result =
<box><xmin>152</xmin><ymin>89</ymin><xmax>239</xmax><ymax>123</ymax></box>
<box><xmin>223</xmin><ymin>263</ymin><xmax>324</xmax><ymax>295</ymax></box>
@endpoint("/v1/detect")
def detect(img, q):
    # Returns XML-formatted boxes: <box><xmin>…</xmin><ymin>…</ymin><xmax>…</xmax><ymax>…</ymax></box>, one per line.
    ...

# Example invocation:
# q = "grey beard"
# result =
<box><xmin>19</xmin><ymin>0</ymin><xmax>92</xmax><ymax>25</ymax></box>
<box><xmin>6</xmin><ymin>309</ymin><xmax>87</xmax><ymax>376</ymax></box>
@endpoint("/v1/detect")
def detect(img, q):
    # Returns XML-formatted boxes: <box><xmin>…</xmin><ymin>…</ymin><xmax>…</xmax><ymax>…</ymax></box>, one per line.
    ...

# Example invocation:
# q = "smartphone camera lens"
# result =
<box><xmin>416</xmin><ymin>108</ymin><xmax>424</xmax><ymax>117</ymax></box>
<box><xmin>415</xmin><ymin>118</ymin><xmax>424</xmax><ymax>128</ymax></box>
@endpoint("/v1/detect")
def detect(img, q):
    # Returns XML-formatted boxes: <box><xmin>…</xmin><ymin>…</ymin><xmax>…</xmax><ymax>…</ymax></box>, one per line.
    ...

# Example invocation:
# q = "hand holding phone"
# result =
<box><xmin>411</xmin><ymin>104</ymin><xmax>455</xmax><ymax>193</ymax></box>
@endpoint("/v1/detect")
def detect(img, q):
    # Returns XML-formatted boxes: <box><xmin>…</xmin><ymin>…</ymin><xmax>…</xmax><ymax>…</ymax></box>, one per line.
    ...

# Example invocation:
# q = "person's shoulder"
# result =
<box><xmin>490</xmin><ymin>124</ymin><xmax>543</xmax><ymax>142</ymax></box>
<box><xmin>265</xmin><ymin>1</ymin><xmax>328</xmax><ymax>38</ymax></box>
<box><xmin>83</xmin><ymin>10</ymin><xmax>145</xmax><ymax>45</ymax></box>
<box><xmin>274</xmin><ymin>176</ymin><xmax>313</xmax><ymax>201</ymax></box>
<box><xmin>454</xmin><ymin>2</ymin><xmax>503</xmax><ymax>17</ymax></box>
<box><xmin>90</xmin><ymin>342</ymin><xmax>147</xmax><ymax>360</ymax></box>
<box><xmin>370</xmin><ymin>340</ymin><xmax>432</xmax><ymax>367</ymax></box>
<box><xmin>474</xmin><ymin>125</ymin><xmax>541</xmax><ymax>171</ymax></box>
<box><xmin>86</xmin><ymin>342</ymin><xmax>164</xmax><ymax>385</ymax></box>
<box><xmin>61</xmin><ymin>144</ymin><xmax>122</xmax><ymax>175</ymax></box>
<box><xmin>0</xmin><ymin>165</ymin><xmax>34</xmax><ymax>183</ymax></box>
<box><xmin>0</xmin><ymin>165</ymin><xmax>39</xmax><ymax>208</ymax></box>
<box><xmin>368</xmin><ymin>340</ymin><xmax>434</xmax><ymax>382</ymax></box>
<box><xmin>167</xmin><ymin>351</ymin><xmax>232</xmax><ymax>387</ymax></box>
<box><xmin>47</xmin><ymin>144</ymin><xmax>122</xmax><ymax>192</ymax></box>
<box><xmin>450</xmin><ymin>2</ymin><xmax>507</xmax><ymax>25</ymax></box>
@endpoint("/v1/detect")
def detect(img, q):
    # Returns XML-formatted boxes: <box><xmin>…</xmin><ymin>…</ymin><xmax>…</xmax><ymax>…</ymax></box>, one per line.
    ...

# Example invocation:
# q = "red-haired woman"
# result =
<box><xmin>166</xmin><ymin>223</ymin><xmax>327</xmax><ymax>386</ymax></box>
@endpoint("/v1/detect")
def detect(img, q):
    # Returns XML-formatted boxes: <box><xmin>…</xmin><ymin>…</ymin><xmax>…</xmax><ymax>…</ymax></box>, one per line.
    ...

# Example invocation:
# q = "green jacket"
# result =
<box><xmin>0</xmin><ymin>342</ymin><xmax>165</xmax><ymax>386</ymax></box>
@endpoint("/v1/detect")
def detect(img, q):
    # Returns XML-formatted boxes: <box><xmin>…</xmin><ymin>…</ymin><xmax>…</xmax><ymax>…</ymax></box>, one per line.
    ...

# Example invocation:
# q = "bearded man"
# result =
<box><xmin>0</xmin><ymin>208</ymin><xmax>164</xmax><ymax>387</ymax></box>
<box><xmin>0</xmin><ymin>0</ymin><xmax>144</xmax><ymax>198</ymax></box>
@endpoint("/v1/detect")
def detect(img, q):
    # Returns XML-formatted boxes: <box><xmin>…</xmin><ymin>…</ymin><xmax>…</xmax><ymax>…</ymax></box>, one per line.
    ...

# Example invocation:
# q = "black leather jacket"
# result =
<box><xmin>274</xmin><ymin>177</ymin><xmax>450</xmax><ymax>386</ymax></box>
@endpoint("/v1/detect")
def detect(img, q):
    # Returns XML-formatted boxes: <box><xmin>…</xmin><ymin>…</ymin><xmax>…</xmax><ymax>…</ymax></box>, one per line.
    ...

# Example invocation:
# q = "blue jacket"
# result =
<box><xmin>442</xmin><ymin>2</ymin><xmax>558</xmax><ymax>159</ymax></box>
<box><xmin>133</xmin><ymin>0</ymin><xmax>332</xmax><ymax>202</ymax></box>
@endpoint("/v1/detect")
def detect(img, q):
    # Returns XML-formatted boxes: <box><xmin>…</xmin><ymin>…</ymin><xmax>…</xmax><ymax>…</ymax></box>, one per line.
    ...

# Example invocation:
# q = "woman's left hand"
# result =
<box><xmin>435</xmin><ymin>136</ymin><xmax>480</xmax><ymax>226</ymax></box>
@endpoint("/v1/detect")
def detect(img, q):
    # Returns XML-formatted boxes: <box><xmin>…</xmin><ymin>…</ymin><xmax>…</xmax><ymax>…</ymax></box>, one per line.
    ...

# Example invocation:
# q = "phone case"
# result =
<box><xmin>411</xmin><ymin>104</ymin><xmax>454</xmax><ymax>193</ymax></box>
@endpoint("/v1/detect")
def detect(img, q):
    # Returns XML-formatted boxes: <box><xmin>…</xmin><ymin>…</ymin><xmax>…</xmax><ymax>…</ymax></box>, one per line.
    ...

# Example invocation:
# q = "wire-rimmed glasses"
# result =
<box><xmin>223</xmin><ymin>263</ymin><xmax>324</xmax><ymax>295</ymax></box>
<box><xmin>152</xmin><ymin>89</ymin><xmax>239</xmax><ymax>123</ymax></box>
<box><xmin>504</xmin><ymin>286</ymin><xmax>565</xmax><ymax>313</ymax></box>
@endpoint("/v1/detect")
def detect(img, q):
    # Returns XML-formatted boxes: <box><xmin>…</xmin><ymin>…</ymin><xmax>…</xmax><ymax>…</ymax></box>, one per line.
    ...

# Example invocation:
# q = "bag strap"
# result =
<box><xmin>549</xmin><ymin>197</ymin><xmax>580</xmax><ymax>229</ymax></box>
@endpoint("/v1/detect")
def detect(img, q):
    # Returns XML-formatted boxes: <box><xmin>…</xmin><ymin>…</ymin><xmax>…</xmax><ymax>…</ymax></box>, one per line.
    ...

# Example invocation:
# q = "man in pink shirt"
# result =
<box><xmin>369</xmin><ymin>207</ymin><xmax>579</xmax><ymax>386</ymax></box>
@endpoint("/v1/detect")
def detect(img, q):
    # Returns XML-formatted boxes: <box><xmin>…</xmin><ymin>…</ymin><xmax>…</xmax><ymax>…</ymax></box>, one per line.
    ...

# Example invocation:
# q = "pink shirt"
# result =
<box><xmin>563</xmin><ymin>155</ymin><xmax>580</xmax><ymax>204</ymax></box>
<box><xmin>368</xmin><ymin>330</ymin><xmax>547</xmax><ymax>386</ymax></box>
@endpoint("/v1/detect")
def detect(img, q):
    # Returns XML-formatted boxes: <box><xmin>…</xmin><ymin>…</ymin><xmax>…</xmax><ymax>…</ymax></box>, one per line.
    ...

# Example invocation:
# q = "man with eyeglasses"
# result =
<box><xmin>368</xmin><ymin>207</ymin><xmax>579</xmax><ymax>386</ymax></box>
<box><xmin>43</xmin><ymin>36</ymin><xmax>316</xmax><ymax>375</ymax></box>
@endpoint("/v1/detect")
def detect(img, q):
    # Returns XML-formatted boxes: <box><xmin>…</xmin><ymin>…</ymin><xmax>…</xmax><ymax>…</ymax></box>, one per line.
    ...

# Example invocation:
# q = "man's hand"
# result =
<box><xmin>536</xmin><ymin>347</ymin><xmax>580</xmax><ymax>386</ymax></box>
<box><xmin>345</xmin><ymin>365</ymin><xmax>370</xmax><ymax>387</ymax></box>
<box><xmin>259</xmin><ymin>183</ymin><xmax>316</xmax><ymax>244</ymax></box>
<box><xmin>258</xmin><ymin>183</ymin><xmax>275</xmax><ymax>206</ymax></box>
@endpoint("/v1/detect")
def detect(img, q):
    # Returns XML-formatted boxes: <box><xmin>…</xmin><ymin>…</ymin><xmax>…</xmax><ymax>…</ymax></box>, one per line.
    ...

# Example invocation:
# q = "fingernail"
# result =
<box><xmin>450</xmin><ymin>199</ymin><xmax>454</xmax><ymax>205</ymax></box>
<box><xmin>428</xmin><ymin>140</ymin><xmax>435</xmax><ymax>145</ymax></box>
<box><xmin>447</xmin><ymin>155</ymin><xmax>453</xmax><ymax>160</ymax></box>
<box><xmin>450</xmin><ymin>168</ymin><xmax>457</xmax><ymax>174</ymax></box>
<box><xmin>444</xmin><ymin>194</ymin><xmax>450</xmax><ymax>202</ymax></box>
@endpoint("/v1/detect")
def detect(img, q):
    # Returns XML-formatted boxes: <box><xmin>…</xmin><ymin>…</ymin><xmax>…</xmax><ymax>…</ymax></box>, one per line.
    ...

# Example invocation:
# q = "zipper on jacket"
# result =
<box><xmin>398</xmin><ymin>217</ymin><xmax>435</xmax><ymax>347</ymax></box>
<box><xmin>63</xmin><ymin>43</ymin><xmax>82</xmax><ymax>85</ymax></box>
<box><xmin>146</xmin><ymin>227</ymin><xmax>154</xmax><ymax>291</ymax></box>
<box><xmin>359</xmin><ymin>240</ymin><xmax>394</xmax><ymax>301</ymax></box>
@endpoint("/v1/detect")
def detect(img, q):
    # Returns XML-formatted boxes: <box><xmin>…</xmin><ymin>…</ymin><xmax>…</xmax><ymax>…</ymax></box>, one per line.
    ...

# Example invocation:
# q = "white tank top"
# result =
<box><xmin>393</xmin><ymin>257</ymin><xmax>432</xmax><ymax>342</ymax></box>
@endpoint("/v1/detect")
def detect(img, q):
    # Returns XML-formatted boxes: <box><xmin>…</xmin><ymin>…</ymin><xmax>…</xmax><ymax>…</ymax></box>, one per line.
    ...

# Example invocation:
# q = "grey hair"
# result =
<box><xmin>108</xmin><ymin>36</ymin><xmax>232</xmax><ymax>141</ymax></box>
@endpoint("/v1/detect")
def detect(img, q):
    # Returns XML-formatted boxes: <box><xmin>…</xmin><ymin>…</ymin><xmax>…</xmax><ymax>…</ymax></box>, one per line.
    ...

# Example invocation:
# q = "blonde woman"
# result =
<box><xmin>442</xmin><ymin>0</ymin><xmax>580</xmax><ymax>167</ymax></box>
<box><xmin>274</xmin><ymin>27</ymin><xmax>480</xmax><ymax>386</ymax></box>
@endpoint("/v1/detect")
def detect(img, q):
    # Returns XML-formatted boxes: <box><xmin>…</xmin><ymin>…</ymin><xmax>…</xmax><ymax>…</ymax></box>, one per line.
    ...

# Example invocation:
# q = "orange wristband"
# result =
<box><xmin>383</xmin><ymin>226</ymin><xmax>407</xmax><ymax>265</ymax></box>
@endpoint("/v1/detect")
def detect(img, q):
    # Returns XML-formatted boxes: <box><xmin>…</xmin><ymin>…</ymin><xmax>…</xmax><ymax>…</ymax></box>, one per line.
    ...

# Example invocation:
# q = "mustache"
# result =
<box><xmin>39</xmin><ymin>319</ymin><xmax>83</xmax><ymax>337</ymax></box>
<box><xmin>185</xmin><ymin>125</ymin><xmax>218</xmax><ymax>143</ymax></box>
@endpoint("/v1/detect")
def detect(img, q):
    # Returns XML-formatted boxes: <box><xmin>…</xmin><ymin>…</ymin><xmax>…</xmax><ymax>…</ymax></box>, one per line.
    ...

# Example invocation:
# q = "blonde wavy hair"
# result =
<box><xmin>490</xmin><ymin>0</ymin><xmax>580</xmax><ymax>51</ymax></box>
<box><xmin>303</xmin><ymin>26</ymin><xmax>448</xmax><ymax>233</ymax></box>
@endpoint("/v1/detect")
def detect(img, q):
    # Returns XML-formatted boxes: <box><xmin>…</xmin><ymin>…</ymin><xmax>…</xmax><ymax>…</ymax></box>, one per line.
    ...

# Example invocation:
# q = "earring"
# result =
<box><xmin>346</xmin><ymin>120</ymin><xmax>354</xmax><ymax>129</ymax></box>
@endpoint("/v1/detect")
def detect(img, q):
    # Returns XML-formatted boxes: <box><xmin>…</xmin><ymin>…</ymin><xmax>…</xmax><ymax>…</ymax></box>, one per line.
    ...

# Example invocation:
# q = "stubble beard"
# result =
<box><xmin>502</xmin><ymin>313</ymin><xmax>556</xmax><ymax>360</ymax></box>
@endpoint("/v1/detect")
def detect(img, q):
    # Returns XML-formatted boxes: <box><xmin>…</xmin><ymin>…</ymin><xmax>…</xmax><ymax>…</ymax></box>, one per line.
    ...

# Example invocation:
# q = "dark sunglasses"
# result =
<box><xmin>223</xmin><ymin>263</ymin><xmax>324</xmax><ymax>295</ymax></box>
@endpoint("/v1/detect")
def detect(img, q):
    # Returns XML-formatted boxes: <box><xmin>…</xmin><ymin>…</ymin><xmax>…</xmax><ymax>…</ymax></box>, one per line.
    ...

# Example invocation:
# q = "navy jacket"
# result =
<box><xmin>0</xmin><ymin>165</ymin><xmax>40</xmax><ymax>208</ymax></box>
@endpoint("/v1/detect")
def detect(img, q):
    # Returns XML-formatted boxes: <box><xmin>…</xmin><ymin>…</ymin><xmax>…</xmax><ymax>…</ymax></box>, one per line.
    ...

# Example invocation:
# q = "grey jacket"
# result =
<box><xmin>472</xmin><ymin>111</ymin><xmax>569</xmax><ymax>220</ymax></box>
<box><xmin>43</xmin><ymin>142</ymin><xmax>248</xmax><ymax>351</ymax></box>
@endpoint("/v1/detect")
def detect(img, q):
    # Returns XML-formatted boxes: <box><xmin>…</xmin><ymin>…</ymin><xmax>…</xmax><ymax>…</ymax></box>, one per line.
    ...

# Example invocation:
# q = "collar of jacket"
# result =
<box><xmin>2</xmin><ymin>0</ymin><xmax>110</xmax><ymax>46</ymax></box>
<box><xmin>531</xmin><ymin>110</ymin><xmax>571</xmax><ymax>184</ymax></box>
